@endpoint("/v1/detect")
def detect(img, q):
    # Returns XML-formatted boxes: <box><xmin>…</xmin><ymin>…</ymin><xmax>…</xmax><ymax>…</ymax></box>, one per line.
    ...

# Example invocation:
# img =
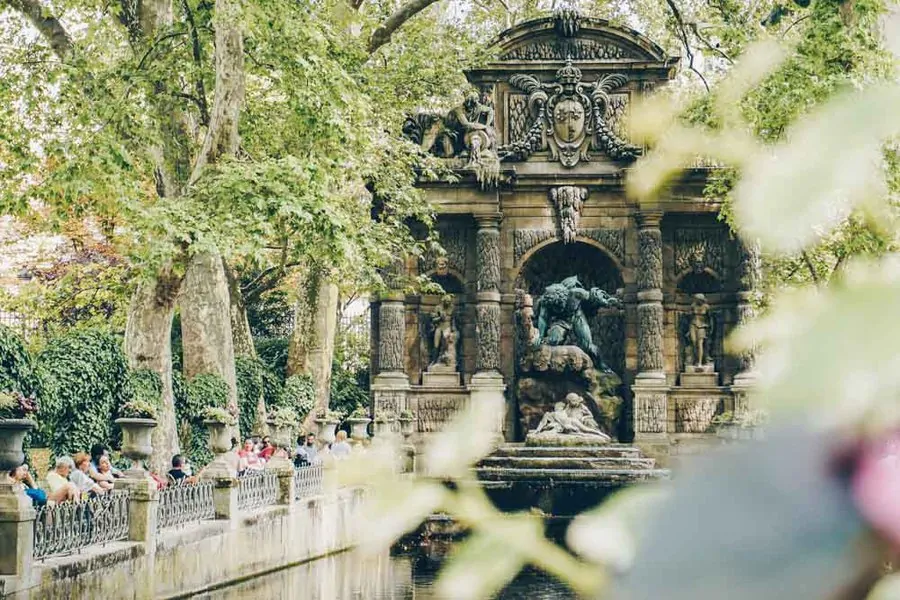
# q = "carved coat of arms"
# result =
<box><xmin>499</xmin><ymin>59</ymin><xmax>641</xmax><ymax>167</ymax></box>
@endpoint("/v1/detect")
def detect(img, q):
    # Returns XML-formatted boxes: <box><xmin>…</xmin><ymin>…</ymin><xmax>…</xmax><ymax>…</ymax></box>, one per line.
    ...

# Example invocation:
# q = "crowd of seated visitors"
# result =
<box><xmin>6</xmin><ymin>430</ymin><xmax>346</xmax><ymax>508</ymax></box>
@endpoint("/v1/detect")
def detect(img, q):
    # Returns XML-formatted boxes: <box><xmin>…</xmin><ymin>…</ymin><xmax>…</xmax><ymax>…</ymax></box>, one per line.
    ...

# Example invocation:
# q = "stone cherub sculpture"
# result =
<box><xmin>533</xmin><ymin>393</ymin><xmax>611</xmax><ymax>442</ymax></box>
<box><xmin>532</xmin><ymin>276</ymin><xmax>621</xmax><ymax>372</ymax></box>
<box><xmin>682</xmin><ymin>293</ymin><xmax>715</xmax><ymax>371</ymax></box>
<box><xmin>428</xmin><ymin>294</ymin><xmax>458</xmax><ymax>371</ymax></box>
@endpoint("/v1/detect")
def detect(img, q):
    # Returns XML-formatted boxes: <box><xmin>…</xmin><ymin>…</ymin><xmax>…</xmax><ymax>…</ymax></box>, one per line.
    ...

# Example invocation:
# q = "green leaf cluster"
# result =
<box><xmin>177</xmin><ymin>373</ymin><xmax>231</xmax><ymax>467</ymax></box>
<box><xmin>36</xmin><ymin>328</ymin><xmax>130</xmax><ymax>458</ymax></box>
<box><xmin>280</xmin><ymin>374</ymin><xmax>317</xmax><ymax>419</ymax></box>
<box><xmin>234</xmin><ymin>356</ymin><xmax>283</xmax><ymax>439</ymax></box>
<box><xmin>0</xmin><ymin>325</ymin><xmax>42</xmax><ymax>401</ymax></box>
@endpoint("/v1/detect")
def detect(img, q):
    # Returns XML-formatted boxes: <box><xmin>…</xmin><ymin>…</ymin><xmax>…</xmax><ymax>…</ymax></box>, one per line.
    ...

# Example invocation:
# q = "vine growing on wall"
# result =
<box><xmin>177</xmin><ymin>373</ymin><xmax>231</xmax><ymax>467</ymax></box>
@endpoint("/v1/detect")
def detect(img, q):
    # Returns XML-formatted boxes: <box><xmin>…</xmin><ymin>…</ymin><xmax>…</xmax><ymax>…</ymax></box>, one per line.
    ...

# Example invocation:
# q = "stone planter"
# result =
<box><xmin>715</xmin><ymin>424</ymin><xmax>739</xmax><ymax>441</ymax></box>
<box><xmin>0</xmin><ymin>419</ymin><xmax>35</xmax><ymax>472</ymax></box>
<box><xmin>115</xmin><ymin>418</ymin><xmax>157</xmax><ymax>473</ymax></box>
<box><xmin>204</xmin><ymin>420</ymin><xmax>233</xmax><ymax>455</ymax></box>
<box><xmin>399</xmin><ymin>417</ymin><xmax>415</xmax><ymax>441</ymax></box>
<box><xmin>267</xmin><ymin>421</ymin><xmax>295</xmax><ymax>450</ymax></box>
<box><xmin>316</xmin><ymin>419</ymin><xmax>340</xmax><ymax>445</ymax></box>
<box><xmin>347</xmin><ymin>418</ymin><xmax>371</xmax><ymax>443</ymax></box>
<box><xmin>374</xmin><ymin>420</ymin><xmax>393</xmax><ymax>438</ymax></box>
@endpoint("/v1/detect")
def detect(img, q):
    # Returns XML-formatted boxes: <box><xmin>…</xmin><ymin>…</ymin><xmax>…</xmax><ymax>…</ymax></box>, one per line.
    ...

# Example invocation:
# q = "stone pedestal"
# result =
<box><xmin>372</xmin><ymin>371</ymin><xmax>410</xmax><ymax>416</ymax></box>
<box><xmin>421</xmin><ymin>371</ymin><xmax>462</xmax><ymax>387</ymax></box>
<box><xmin>202</xmin><ymin>475</ymin><xmax>239</xmax><ymax>522</ymax></box>
<box><xmin>632</xmin><ymin>375</ymin><xmax>669</xmax><ymax>441</ymax></box>
<box><xmin>681</xmin><ymin>370</ymin><xmax>718</xmax><ymax>388</ymax></box>
<box><xmin>117</xmin><ymin>476</ymin><xmax>159</xmax><ymax>545</ymax></box>
<box><xmin>0</xmin><ymin>483</ymin><xmax>34</xmax><ymax>577</ymax></box>
<box><xmin>731</xmin><ymin>370</ymin><xmax>757</xmax><ymax>416</ymax></box>
<box><xmin>468</xmin><ymin>371</ymin><xmax>507</xmax><ymax>440</ymax></box>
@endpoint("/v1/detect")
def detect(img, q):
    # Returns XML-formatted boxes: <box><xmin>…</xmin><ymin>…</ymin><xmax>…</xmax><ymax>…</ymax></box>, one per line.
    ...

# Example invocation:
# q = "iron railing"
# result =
<box><xmin>156</xmin><ymin>480</ymin><xmax>215</xmax><ymax>531</ymax></box>
<box><xmin>236</xmin><ymin>470</ymin><xmax>278</xmax><ymax>511</ymax></box>
<box><xmin>33</xmin><ymin>491</ymin><xmax>130</xmax><ymax>560</ymax></box>
<box><xmin>293</xmin><ymin>464</ymin><xmax>324</xmax><ymax>500</ymax></box>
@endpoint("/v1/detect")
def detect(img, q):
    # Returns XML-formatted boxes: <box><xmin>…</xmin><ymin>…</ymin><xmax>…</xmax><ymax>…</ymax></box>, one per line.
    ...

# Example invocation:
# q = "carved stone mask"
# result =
<box><xmin>553</xmin><ymin>99</ymin><xmax>585</xmax><ymax>144</ymax></box>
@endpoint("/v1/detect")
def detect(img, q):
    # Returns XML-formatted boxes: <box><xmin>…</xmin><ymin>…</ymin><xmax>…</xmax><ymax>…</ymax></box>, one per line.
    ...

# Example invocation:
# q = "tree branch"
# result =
<box><xmin>663</xmin><ymin>0</ymin><xmax>710</xmax><ymax>92</ymax></box>
<box><xmin>367</xmin><ymin>0</ymin><xmax>442</xmax><ymax>54</ymax></box>
<box><xmin>800</xmin><ymin>250</ymin><xmax>820</xmax><ymax>284</ymax></box>
<box><xmin>181</xmin><ymin>0</ymin><xmax>210</xmax><ymax>127</ymax></box>
<box><xmin>687</xmin><ymin>22</ymin><xmax>733</xmax><ymax>65</ymax></box>
<box><xmin>2</xmin><ymin>0</ymin><xmax>74</xmax><ymax>58</ymax></box>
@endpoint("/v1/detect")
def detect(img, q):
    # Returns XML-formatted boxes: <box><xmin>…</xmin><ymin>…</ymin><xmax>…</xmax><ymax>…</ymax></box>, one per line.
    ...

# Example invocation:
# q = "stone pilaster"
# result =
<box><xmin>632</xmin><ymin>211</ymin><xmax>668</xmax><ymax>439</ymax></box>
<box><xmin>472</xmin><ymin>214</ymin><xmax>506</xmax><ymax>439</ymax></box>
<box><xmin>373</xmin><ymin>288</ymin><xmax>411</xmax><ymax>419</ymax></box>
<box><xmin>0</xmin><ymin>483</ymin><xmax>34</xmax><ymax>577</ymax></box>
<box><xmin>475</xmin><ymin>214</ymin><xmax>502</xmax><ymax>373</ymax></box>
<box><xmin>117</xmin><ymin>476</ymin><xmax>159</xmax><ymax>545</ymax></box>
<box><xmin>203</xmin><ymin>475</ymin><xmax>239</xmax><ymax>523</ymax></box>
<box><xmin>732</xmin><ymin>240</ymin><xmax>761</xmax><ymax>412</ymax></box>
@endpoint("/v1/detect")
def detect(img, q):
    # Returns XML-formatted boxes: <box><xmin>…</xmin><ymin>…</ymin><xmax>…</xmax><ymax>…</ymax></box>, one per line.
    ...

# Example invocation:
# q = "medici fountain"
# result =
<box><xmin>371</xmin><ymin>10</ymin><xmax>760</xmax><ymax>515</ymax></box>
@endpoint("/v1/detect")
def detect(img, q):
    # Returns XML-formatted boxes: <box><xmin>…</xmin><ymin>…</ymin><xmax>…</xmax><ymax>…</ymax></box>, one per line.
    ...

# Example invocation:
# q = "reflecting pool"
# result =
<box><xmin>197</xmin><ymin>541</ymin><xmax>578</xmax><ymax>599</ymax></box>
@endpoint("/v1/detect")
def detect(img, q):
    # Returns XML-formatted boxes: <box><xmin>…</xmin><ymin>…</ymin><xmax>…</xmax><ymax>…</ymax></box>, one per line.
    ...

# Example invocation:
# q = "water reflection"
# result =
<box><xmin>197</xmin><ymin>541</ymin><xmax>577</xmax><ymax>599</ymax></box>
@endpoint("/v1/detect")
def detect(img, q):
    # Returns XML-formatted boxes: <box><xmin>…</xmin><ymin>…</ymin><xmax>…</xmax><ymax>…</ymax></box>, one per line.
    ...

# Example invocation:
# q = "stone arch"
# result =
<box><xmin>516</xmin><ymin>240</ymin><xmax>625</xmax><ymax>375</ymax></box>
<box><xmin>514</xmin><ymin>235</ymin><xmax>625</xmax><ymax>291</ymax></box>
<box><xmin>675</xmin><ymin>268</ymin><xmax>722</xmax><ymax>295</ymax></box>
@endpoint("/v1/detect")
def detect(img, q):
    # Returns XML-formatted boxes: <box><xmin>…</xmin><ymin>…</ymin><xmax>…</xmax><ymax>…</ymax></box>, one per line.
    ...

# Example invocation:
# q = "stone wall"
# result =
<box><xmin>0</xmin><ymin>489</ymin><xmax>365</xmax><ymax>599</ymax></box>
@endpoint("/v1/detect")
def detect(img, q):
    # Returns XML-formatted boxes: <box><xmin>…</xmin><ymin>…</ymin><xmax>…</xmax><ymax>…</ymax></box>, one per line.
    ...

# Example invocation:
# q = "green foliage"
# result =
<box><xmin>330</xmin><ymin>361</ymin><xmax>369</xmax><ymax>417</ymax></box>
<box><xmin>177</xmin><ymin>374</ymin><xmax>230</xmax><ymax>468</ymax></box>
<box><xmin>201</xmin><ymin>406</ymin><xmax>237</xmax><ymax>426</ymax></box>
<box><xmin>125</xmin><ymin>369</ymin><xmax>163</xmax><ymax>407</ymax></box>
<box><xmin>280</xmin><ymin>374</ymin><xmax>316</xmax><ymax>419</ymax></box>
<box><xmin>268</xmin><ymin>406</ymin><xmax>299</xmax><ymax>429</ymax></box>
<box><xmin>0</xmin><ymin>390</ymin><xmax>38</xmax><ymax>420</ymax></box>
<box><xmin>118</xmin><ymin>399</ymin><xmax>158</xmax><ymax>420</ymax></box>
<box><xmin>235</xmin><ymin>356</ymin><xmax>264</xmax><ymax>439</ymax></box>
<box><xmin>255</xmin><ymin>337</ymin><xmax>289</xmax><ymax>381</ymax></box>
<box><xmin>0</xmin><ymin>325</ymin><xmax>42</xmax><ymax>400</ymax></box>
<box><xmin>36</xmin><ymin>328</ymin><xmax>130</xmax><ymax>458</ymax></box>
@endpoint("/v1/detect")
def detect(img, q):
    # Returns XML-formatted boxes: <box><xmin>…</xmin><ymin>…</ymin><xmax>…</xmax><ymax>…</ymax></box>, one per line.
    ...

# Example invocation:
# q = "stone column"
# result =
<box><xmin>732</xmin><ymin>240</ymin><xmax>761</xmax><ymax>414</ymax></box>
<box><xmin>632</xmin><ymin>211</ymin><xmax>669</xmax><ymax>439</ymax></box>
<box><xmin>471</xmin><ymin>214</ymin><xmax>506</xmax><ymax>438</ymax></box>
<box><xmin>0</xmin><ymin>483</ymin><xmax>34</xmax><ymax>578</ymax></box>
<box><xmin>372</xmin><ymin>257</ymin><xmax>411</xmax><ymax>417</ymax></box>
<box><xmin>202</xmin><ymin>473</ymin><xmax>239</xmax><ymax>523</ymax></box>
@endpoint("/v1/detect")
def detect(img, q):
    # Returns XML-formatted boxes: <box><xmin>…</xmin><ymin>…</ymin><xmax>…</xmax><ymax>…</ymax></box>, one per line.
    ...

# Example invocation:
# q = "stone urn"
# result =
<box><xmin>374</xmin><ymin>419</ymin><xmax>394</xmax><ymax>438</ymax></box>
<box><xmin>115</xmin><ymin>418</ymin><xmax>157</xmax><ymax>473</ymax></box>
<box><xmin>266</xmin><ymin>420</ymin><xmax>296</xmax><ymax>469</ymax></box>
<box><xmin>204</xmin><ymin>420</ymin><xmax>233</xmax><ymax>455</ymax></box>
<box><xmin>347</xmin><ymin>418</ymin><xmax>371</xmax><ymax>444</ymax></box>
<box><xmin>398</xmin><ymin>417</ymin><xmax>415</xmax><ymax>442</ymax></box>
<box><xmin>0</xmin><ymin>419</ymin><xmax>35</xmax><ymax>472</ymax></box>
<box><xmin>316</xmin><ymin>419</ymin><xmax>340</xmax><ymax>445</ymax></box>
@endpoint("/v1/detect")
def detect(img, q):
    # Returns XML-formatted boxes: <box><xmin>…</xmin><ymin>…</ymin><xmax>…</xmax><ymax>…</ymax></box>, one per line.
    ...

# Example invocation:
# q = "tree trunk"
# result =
<box><xmin>288</xmin><ymin>268</ymin><xmax>339</xmax><ymax>427</ymax></box>
<box><xmin>180</xmin><ymin>252</ymin><xmax>239</xmax><ymax>410</ymax></box>
<box><xmin>223</xmin><ymin>258</ymin><xmax>256</xmax><ymax>358</ymax></box>
<box><xmin>124</xmin><ymin>272</ymin><xmax>182</xmax><ymax>474</ymax></box>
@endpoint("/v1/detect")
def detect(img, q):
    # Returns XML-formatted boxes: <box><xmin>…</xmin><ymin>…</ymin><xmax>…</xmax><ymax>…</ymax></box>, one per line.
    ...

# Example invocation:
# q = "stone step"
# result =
<box><xmin>477</xmin><ymin>456</ymin><xmax>657</xmax><ymax>470</ymax></box>
<box><xmin>490</xmin><ymin>445</ymin><xmax>643</xmax><ymax>459</ymax></box>
<box><xmin>475</xmin><ymin>467</ymin><xmax>670</xmax><ymax>484</ymax></box>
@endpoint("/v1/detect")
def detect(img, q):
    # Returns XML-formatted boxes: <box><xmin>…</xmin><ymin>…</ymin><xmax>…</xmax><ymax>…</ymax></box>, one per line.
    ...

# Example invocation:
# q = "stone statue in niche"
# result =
<box><xmin>427</xmin><ymin>294</ymin><xmax>458</xmax><ymax>372</ymax></box>
<box><xmin>550</xmin><ymin>186</ymin><xmax>587</xmax><ymax>244</ymax></box>
<box><xmin>530</xmin><ymin>393</ymin><xmax>611</xmax><ymax>444</ymax></box>
<box><xmin>434</xmin><ymin>255</ymin><xmax>450</xmax><ymax>277</ymax></box>
<box><xmin>533</xmin><ymin>276</ymin><xmax>621</xmax><ymax>372</ymax></box>
<box><xmin>499</xmin><ymin>59</ymin><xmax>641</xmax><ymax>167</ymax></box>
<box><xmin>402</xmin><ymin>90</ymin><xmax>495</xmax><ymax>159</ymax></box>
<box><xmin>683</xmin><ymin>293</ymin><xmax>713</xmax><ymax>371</ymax></box>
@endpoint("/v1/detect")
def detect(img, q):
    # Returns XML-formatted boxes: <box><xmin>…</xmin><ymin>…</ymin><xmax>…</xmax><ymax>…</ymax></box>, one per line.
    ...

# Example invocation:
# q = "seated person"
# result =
<box><xmin>258</xmin><ymin>436</ymin><xmax>276</xmax><ymax>461</ymax></box>
<box><xmin>89</xmin><ymin>444</ymin><xmax>123</xmax><ymax>480</ymax></box>
<box><xmin>95</xmin><ymin>455</ymin><xmax>117</xmax><ymax>488</ymax></box>
<box><xmin>330</xmin><ymin>430</ymin><xmax>352</xmax><ymax>460</ymax></box>
<box><xmin>7</xmin><ymin>463</ymin><xmax>47</xmax><ymax>507</ymax></box>
<box><xmin>45</xmin><ymin>456</ymin><xmax>79</xmax><ymax>503</ymax></box>
<box><xmin>72</xmin><ymin>452</ymin><xmax>107</xmax><ymax>496</ymax></box>
<box><xmin>237</xmin><ymin>438</ymin><xmax>263</xmax><ymax>472</ymax></box>
<box><xmin>295</xmin><ymin>433</ymin><xmax>318</xmax><ymax>467</ymax></box>
<box><xmin>167</xmin><ymin>454</ymin><xmax>197</xmax><ymax>485</ymax></box>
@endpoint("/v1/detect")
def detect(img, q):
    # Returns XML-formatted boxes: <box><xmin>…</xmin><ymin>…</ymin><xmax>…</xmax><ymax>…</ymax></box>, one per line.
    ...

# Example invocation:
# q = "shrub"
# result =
<box><xmin>268</xmin><ymin>406</ymin><xmax>299</xmax><ymax>429</ymax></box>
<box><xmin>254</xmin><ymin>337</ymin><xmax>289</xmax><ymax>380</ymax></box>
<box><xmin>235</xmin><ymin>356</ymin><xmax>264</xmax><ymax>439</ymax></box>
<box><xmin>280</xmin><ymin>374</ymin><xmax>316</xmax><ymax>419</ymax></box>
<box><xmin>330</xmin><ymin>362</ymin><xmax>369</xmax><ymax>417</ymax></box>
<box><xmin>37</xmin><ymin>328</ymin><xmax>130</xmax><ymax>458</ymax></box>
<box><xmin>125</xmin><ymin>369</ymin><xmax>162</xmax><ymax>407</ymax></box>
<box><xmin>0</xmin><ymin>325</ymin><xmax>42</xmax><ymax>399</ymax></box>
<box><xmin>118</xmin><ymin>399</ymin><xmax>158</xmax><ymax>420</ymax></box>
<box><xmin>177</xmin><ymin>373</ymin><xmax>230</xmax><ymax>468</ymax></box>
<box><xmin>201</xmin><ymin>406</ymin><xmax>237</xmax><ymax>426</ymax></box>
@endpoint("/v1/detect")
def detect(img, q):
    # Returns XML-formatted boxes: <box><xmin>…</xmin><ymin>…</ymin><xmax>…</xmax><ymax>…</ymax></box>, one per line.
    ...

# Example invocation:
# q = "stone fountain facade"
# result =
<box><xmin>371</xmin><ymin>12</ymin><xmax>759</xmax><ymax>459</ymax></box>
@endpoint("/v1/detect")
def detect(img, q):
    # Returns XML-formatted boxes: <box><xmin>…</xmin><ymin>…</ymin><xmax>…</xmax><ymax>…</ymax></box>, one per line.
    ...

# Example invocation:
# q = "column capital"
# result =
<box><xmin>474</xmin><ymin>213</ymin><xmax>502</xmax><ymax>230</ymax></box>
<box><xmin>636</xmin><ymin>210</ymin><xmax>664</xmax><ymax>229</ymax></box>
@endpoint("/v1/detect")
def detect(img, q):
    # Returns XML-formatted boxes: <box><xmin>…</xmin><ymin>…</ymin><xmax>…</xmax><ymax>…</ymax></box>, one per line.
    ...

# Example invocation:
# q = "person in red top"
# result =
<box><xmin>258</xmin><ymin>436</ymin><xmax>275</xmax><ymax>461</ymax></box>
<box><xmin>237</xmin><ymin>439</ymin><xmax>263</xmax><ymax>472</ymax></box>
